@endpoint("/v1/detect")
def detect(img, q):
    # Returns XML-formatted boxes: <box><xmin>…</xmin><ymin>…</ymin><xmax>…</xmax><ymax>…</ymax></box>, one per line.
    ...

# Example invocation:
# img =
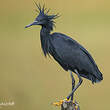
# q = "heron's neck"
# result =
<box><xmin>40</xmin><ymin>26</ymin><xmax>51</xmax><ymax>56</ymax></box>
<box><xmin>41</xmin><ymin>26</ymin><xmax>51</xmax><ymax>35</ymax></box>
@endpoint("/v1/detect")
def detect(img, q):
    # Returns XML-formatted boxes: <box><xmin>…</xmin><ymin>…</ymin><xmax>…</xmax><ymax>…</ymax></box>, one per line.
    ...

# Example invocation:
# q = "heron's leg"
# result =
<box><xmin>70</xmin><ymin>71</ymin><xmax>75</xmax><ymax>101</ymax></box>
<box><xmin>52</xmin><ymin>71</ymin><xmax>75</xmax><ymax>106</ymax></box>
<box><xmin>67</xmin><ymin>69</ymin><xmax>83</xmax><ymax>100</ymax></box>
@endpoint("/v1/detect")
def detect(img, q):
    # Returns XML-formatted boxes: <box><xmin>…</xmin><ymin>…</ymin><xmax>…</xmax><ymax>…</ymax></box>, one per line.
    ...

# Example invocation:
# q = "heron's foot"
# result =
<box><xmin>53</xmin><ymin>98</ymin><xmax>70</xmax><ymax>106</ymax></box>
<box><xmin>73</xmin><ymin>101</ymin><xmax>80</xmax><ymax>110</ymax></box>
<box><xmin>74</xmin><ymin>105</ymin><xmax>78</xmax><ymax>110</ymax></box>
<box><xmin>61</xmin><ymin>100</ymin><xmax>79</xmax><ymax>110</ymax></box>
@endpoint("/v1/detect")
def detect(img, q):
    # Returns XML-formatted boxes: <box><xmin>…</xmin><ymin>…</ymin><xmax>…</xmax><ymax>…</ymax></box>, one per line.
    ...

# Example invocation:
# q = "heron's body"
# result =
<box><xmin>40</xmin><ymin>27</ymin><xmax>102</xmax><ymax>83</ymax></box>
<box><xmin>25</xmin><ymin>3</ymin><xmax>103</xmax><ymax>102</ymax></box>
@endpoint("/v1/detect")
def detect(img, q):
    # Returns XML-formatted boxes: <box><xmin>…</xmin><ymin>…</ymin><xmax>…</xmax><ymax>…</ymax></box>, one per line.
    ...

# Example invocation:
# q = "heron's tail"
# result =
<box><xmin>92</xmin><ymin>70</ymin><xmax>103</xmax><ymax>84</ymax></box>
<box><xmin>95</xmin><ymin>71</ymin><xmax>103</xmax><ymax>83</ymax></box>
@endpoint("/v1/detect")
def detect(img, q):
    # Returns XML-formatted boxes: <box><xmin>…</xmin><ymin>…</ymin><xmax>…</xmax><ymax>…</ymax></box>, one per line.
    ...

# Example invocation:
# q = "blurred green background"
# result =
<box><xmin>0</xmin><ymin>0</ymin><xmax>109</xmax><ymax>110</ymax></box>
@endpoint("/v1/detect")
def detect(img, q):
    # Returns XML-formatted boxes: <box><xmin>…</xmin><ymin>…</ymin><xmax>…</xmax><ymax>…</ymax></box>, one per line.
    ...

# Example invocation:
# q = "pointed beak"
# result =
<box><xmin>25</xmin><ymin>21</ymin><xmax>39</xmax><ymax>28</ymax></box>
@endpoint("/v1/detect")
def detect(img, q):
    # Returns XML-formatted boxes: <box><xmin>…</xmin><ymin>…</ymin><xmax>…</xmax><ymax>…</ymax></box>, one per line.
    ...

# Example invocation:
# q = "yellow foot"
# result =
<box><xmin>74</xmin><ymin>101</ymin><xmax>79</xmax><ymax>110</ymax></box>
<box><xmin>53</xmin><ymin>98</ymin><xmax>70</xmax><ymax>106</ymax></box>
<box><xmin>74</xmin><ymin>105</ymin><xmax>78</xmax><ymax>110</ymax></box>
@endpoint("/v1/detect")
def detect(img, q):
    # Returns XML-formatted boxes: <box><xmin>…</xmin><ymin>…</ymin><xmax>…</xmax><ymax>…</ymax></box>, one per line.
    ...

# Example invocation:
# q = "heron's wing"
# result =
<box><xmin>51</xmin><ymin>33</ymin><xmax>101</xmax><ymax>75</ymax></box>
<box><xmin>79</xmin><ymin>45</ymin><xmax>98</xmax><ymax>69</ymax></box>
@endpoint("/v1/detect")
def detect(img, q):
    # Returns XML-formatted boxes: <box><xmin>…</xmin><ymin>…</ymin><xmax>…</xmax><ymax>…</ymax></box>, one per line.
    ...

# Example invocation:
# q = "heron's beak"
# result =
<box><xmin>25</xmin><ymin>21</ymin><xmax>39</xmax><ymax>28</ymax></box>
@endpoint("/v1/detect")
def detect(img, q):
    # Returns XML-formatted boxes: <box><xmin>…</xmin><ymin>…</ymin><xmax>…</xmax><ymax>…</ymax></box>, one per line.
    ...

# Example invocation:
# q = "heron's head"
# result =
<box><xmin>25</xmin><ymin>3</ymin><xmax>59</xmax><ymax>31</ymax></box>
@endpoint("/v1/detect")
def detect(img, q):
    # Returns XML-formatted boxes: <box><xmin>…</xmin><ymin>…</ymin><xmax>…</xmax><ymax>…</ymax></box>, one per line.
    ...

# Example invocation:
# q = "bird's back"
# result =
<box><xmin>49</xmin><ymin>32</ymin><xmax>103</xmax><ymax>83</ymax></box>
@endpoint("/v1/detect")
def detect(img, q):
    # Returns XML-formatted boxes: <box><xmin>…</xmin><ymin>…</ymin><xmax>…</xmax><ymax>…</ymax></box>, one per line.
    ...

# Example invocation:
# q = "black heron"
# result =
<box><xmin>25</xmin><ymin>3</ymin><xmax>103</xmax><ymax>105</ymax></box>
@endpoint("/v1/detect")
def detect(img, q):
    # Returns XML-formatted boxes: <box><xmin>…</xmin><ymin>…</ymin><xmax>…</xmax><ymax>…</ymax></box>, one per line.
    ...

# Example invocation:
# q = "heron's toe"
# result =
<box><xmin>75</xmin><ymin>105</ymin><xmax>78</xmax><ymax>110</ymax></box>
<box><xmin>53</xmin><ymin>100</ymin><xmax>63</xmax><ymax>106</ymax></box>
<box><xmin>74</xmin><ymin>101</ymin><xmax>80</xmax><ymax>110</ymax></box>
<box><xmin>52</xmin><ymin>98</ymin><xmax>70</xmax><ymax>106</ymax></box>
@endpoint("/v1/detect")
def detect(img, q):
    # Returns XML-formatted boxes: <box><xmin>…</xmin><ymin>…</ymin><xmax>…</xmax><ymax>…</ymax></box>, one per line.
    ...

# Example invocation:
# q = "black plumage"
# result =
<box><xmin>50</xmin><ymin>33</ymin><xmax>103</xmax><ymax>83</ymax></box>
<box><xmin>25</xmin><ymin>3</ymin><xmax>103</xmax><ymax>100</ymax></box>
